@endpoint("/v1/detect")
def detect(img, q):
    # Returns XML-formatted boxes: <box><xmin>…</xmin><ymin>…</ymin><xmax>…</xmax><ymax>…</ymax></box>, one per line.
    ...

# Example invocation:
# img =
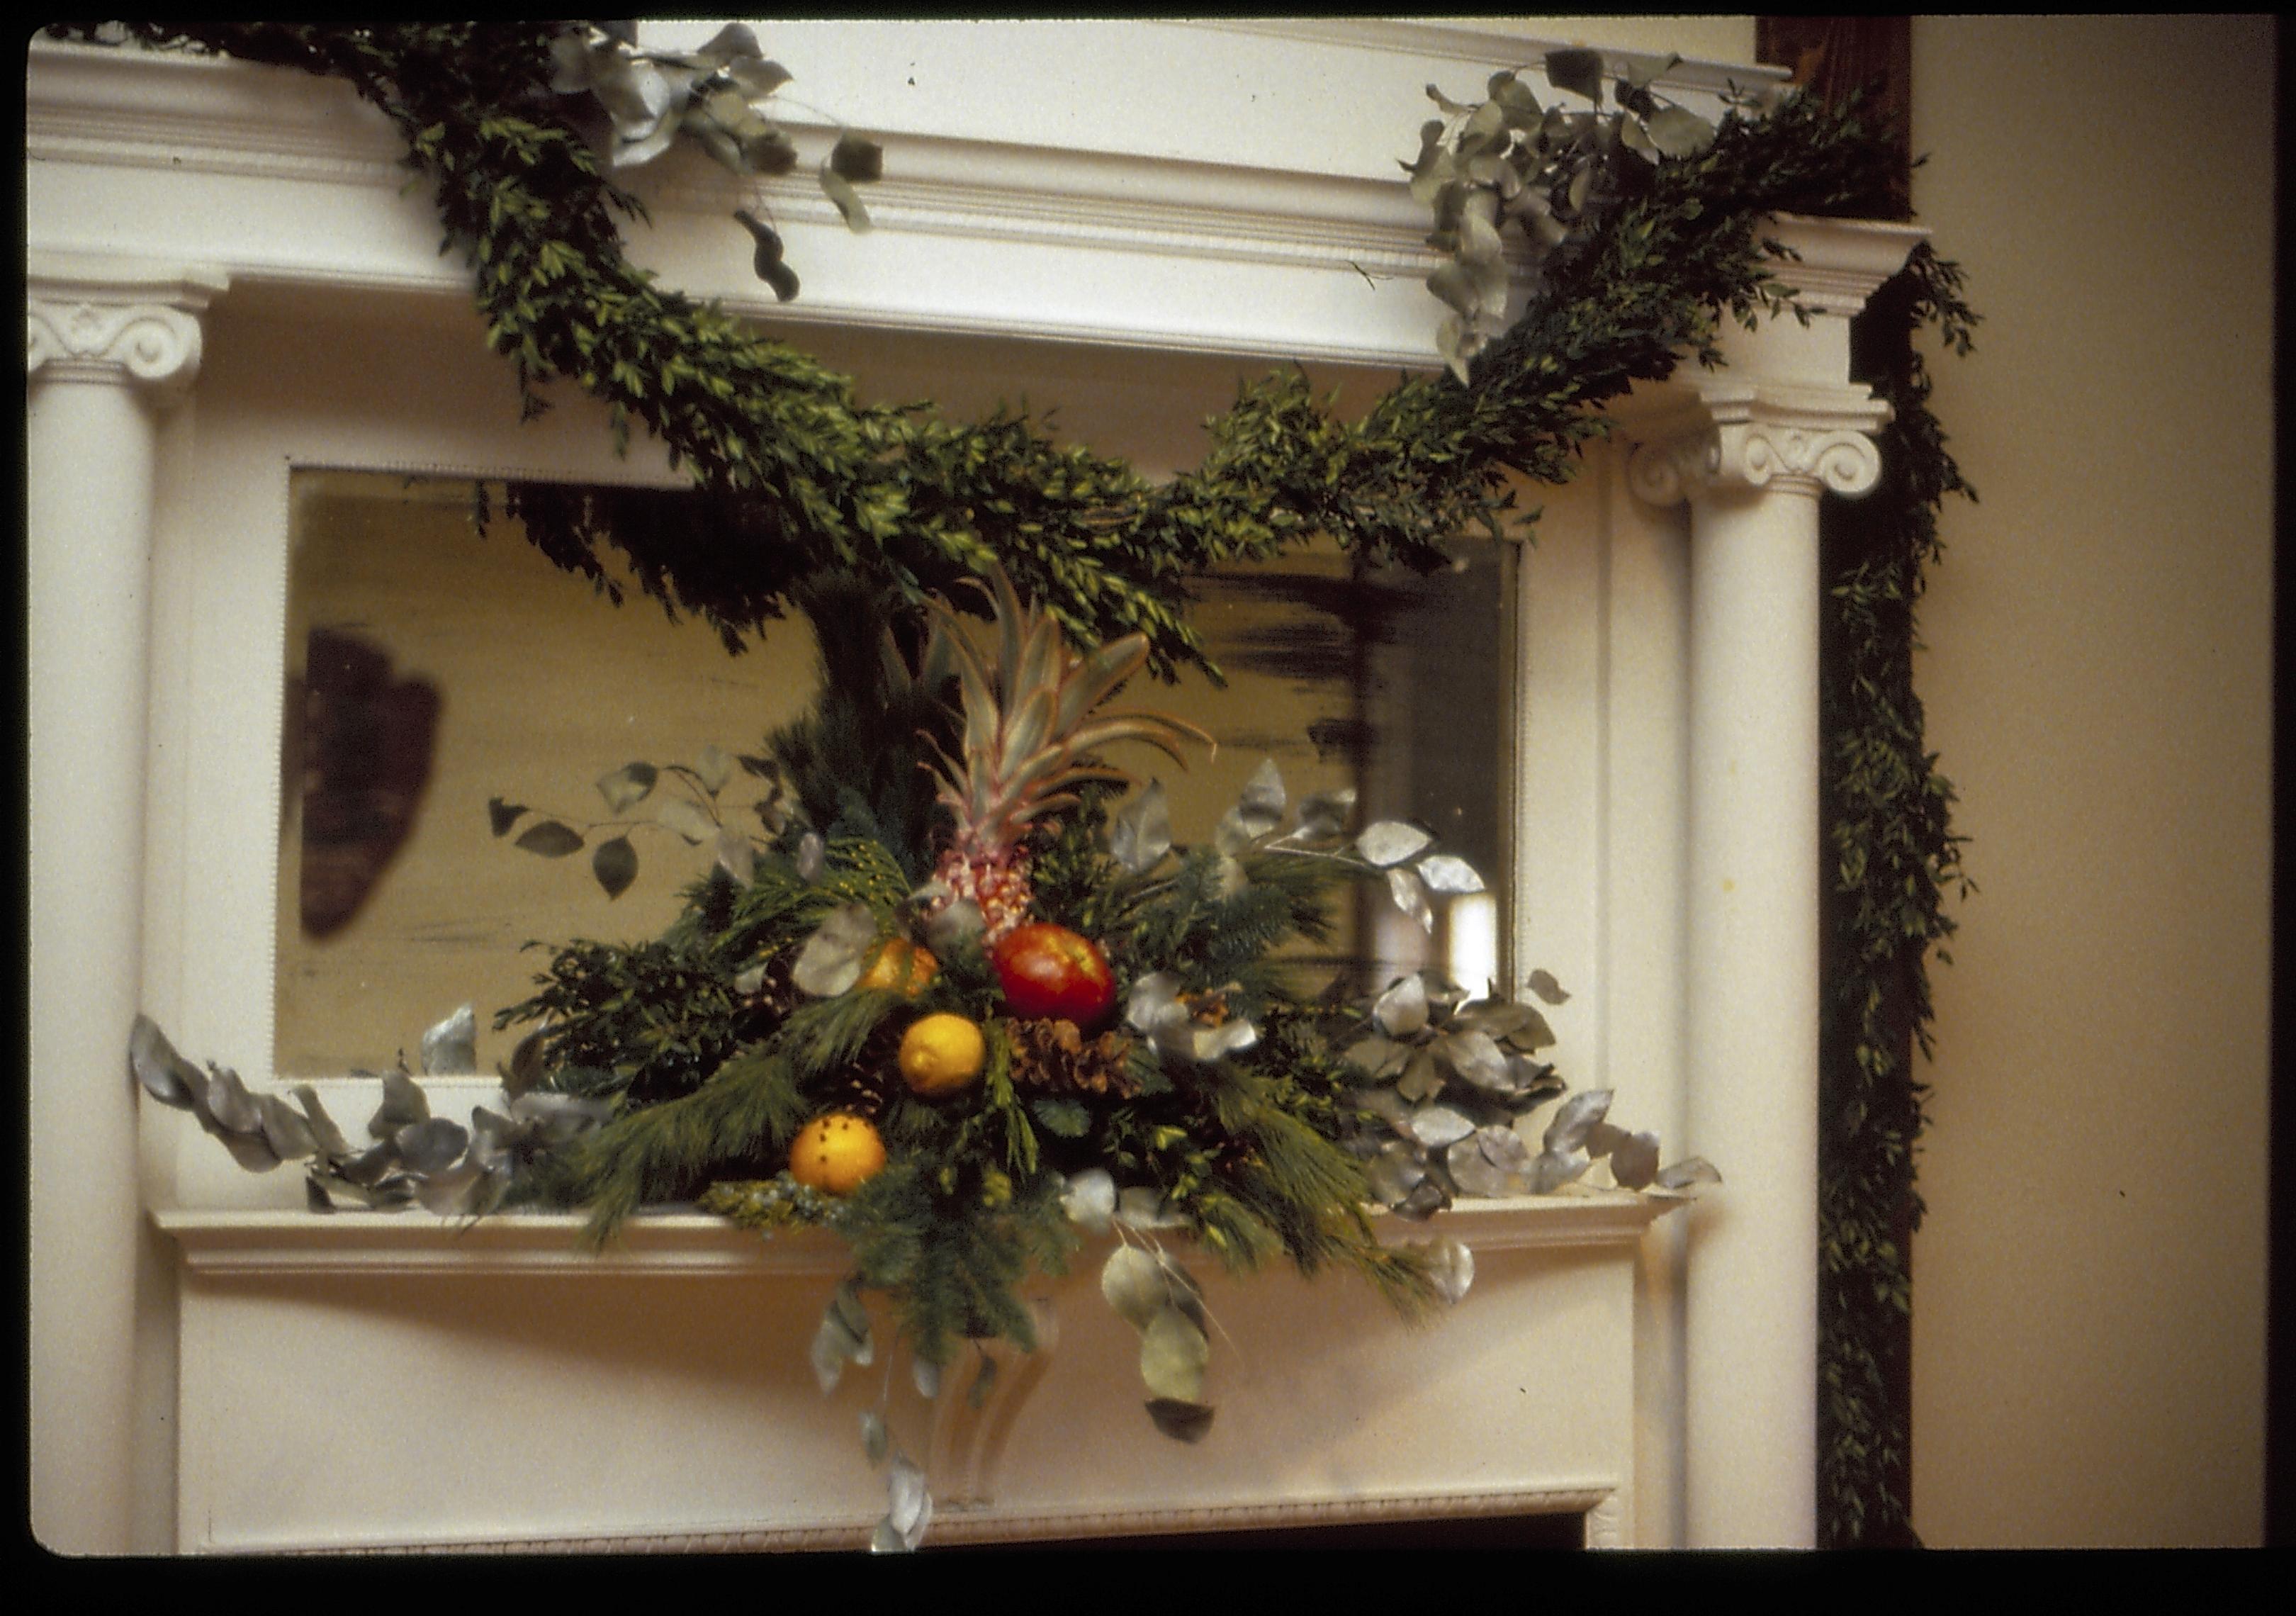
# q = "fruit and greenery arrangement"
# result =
<box><xmin>133</xmin><ymin>561</ymin><xmax>1713</xmax><ymax>1549</ymax></box>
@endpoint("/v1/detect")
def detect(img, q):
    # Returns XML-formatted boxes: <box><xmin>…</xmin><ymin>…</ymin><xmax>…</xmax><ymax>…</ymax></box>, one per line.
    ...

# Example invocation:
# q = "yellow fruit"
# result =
<box><xmin>787</xmin><ymin>1113</ymin><xmax>887</xmax><ymax>1196</ymax></box>
<box><xmin>855</xmin><ymin>938</ymin><xmax>939</xmax><ymax>997</ymax></box>
<box><xmin>899</xmin><ymin>1012</ymin><xmax>987</xmax><ymax>1097</ymax></box>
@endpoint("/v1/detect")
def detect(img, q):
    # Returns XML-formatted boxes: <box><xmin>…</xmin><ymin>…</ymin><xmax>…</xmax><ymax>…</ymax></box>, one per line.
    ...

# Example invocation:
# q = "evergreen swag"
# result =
<box><xmin>77</xmin><ymin>21</ymin><xmax>1976</xmax><ymax>1548</ymax></box>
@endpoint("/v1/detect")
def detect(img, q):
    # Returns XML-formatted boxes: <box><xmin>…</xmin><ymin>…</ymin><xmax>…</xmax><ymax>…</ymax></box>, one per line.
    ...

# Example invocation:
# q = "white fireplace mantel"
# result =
<box><xmin>25</xmin><ymin>23</ymin><xmax>1918</xmax><ymax>1554</ymax></box>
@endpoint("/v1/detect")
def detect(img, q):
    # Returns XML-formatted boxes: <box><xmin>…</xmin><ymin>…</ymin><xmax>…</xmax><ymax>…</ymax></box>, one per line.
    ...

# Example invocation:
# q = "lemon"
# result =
<box><xmin>787</xmin><ymin>1113</ymin><xmax>887</xmax><ymax>1196</ymax></box>
<box><xmin>899</xmin><ymin>1012</ymin><xmax>986</xmax><ymax>1096</ymax></box>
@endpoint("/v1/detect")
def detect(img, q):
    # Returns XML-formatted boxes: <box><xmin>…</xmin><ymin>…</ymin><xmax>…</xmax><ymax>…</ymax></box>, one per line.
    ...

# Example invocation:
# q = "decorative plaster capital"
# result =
<box><xmin>26</xmin><ymin>256</ymin><xmax>229</xmax><ymax>402</ymax></box>
<box><xmin>1626</xmin><ymin>382</ymin><xmax>1889</xmax><ymax>506</ymax></box>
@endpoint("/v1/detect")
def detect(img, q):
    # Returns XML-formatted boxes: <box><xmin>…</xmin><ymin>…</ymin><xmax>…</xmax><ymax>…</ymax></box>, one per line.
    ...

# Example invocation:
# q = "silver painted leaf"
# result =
<box><xmin>208</xmin><ymin>1120</ymin><xmax>281</xmax><ymax>1174</ymax></box>
<box><xmin>1609</xmin><ymin>1130</ymin><xmax>1661</xmax><ymax>1190</ymax></box>
<box><xmin>1414</xmin><ymin>853</ymin><xmax>1486</xmax><ymax>894</ymax></box>
<box><xmin>1525</xmin><ymin>969</ymin><xmax>1571</xmax><ymax>1005</ymax></box>
<box><xmin>1437</xmin><ymin>1028</ymin><xmax>1512</xmax><ymax>1092</ymax></box>
<box><xmin>1543</xmin><ymin>1088</ymin><xmax>1613</xmax><ymax>1154</ymax></box>
<box><xmin>1373</xmin><ymin>972</ymin><xmax>1430</xmax><ymax>1037</ymax></box>
<box><xmin>1145</xmin><ymin>1398</ymin><xmax>1216</xmax><ymax>1444</ymax></box>
<box><xmin>128</xmin><ymin>1016</ymin><xmax>200</xmax><ymax>1109</ymax></box>
<box><xmin>1357</xmin><ymin>819</ymin><xmax>1434</xmax><ymax>867</ymax></box>
<box><xmin>1531</xmin><ymin>1148</ymin><xmax>1592</xmax><ymax>1194</ymax></box>
<box><xmin>912</xmin><ymin>1354</ymin><xmax>942</xmax><ymax>1402</ymax></box>
<box><xmin>655</xmin><ymin>795</ymin><xmax>716</xmax><ymax>845</ymax></box>
<box><xmin>811</xmin><ymin>1300</ymin><xmax>867</xmax><ymax>1393</ymax></box>
<box><xmin>694</xmin><ymin>743</ymin><xmax>734</xmax><ymax>795</ymax></box>
<box><xmin>1191</xmin><ymin>1017</ymin><xmax>1259</xmax><ymax>1063</ymax></box>
<box><xmin>1655</xmin><ymin>1156</ymin><xmax>1723</xmax><ymax>1191</ymax></box>
<box><xmin>1294</xmin><ymin>787</ymin><xmax>1356</xmax><ymax>842</ymax></box>
<box><xmin>1341</xmin><ymin>1033</ymin><xmax>1408</xmax><ymax>1079</ymax></box>
<box><xmin>514</xmin><ymin>819</ymin><xmax>585</xmax><ymax>858</ymax></box>
<box><xmin>1101</xmin><ymin>1245</ymin><xmax>1169</xmax><ymax>1331</ymax></box>
<box><xmin>1507</xmin><ymin>1056</ymin><xmax>1564</xmax><ymax>1105</ymax></box>
<box><xmin>1139</xmin><ymin>1306</ymin><xmax>1209</xmax><ymax>1404</ymax></box>
<box><xmin>395</xmin><ymin>1116</ymin><xmax>469</xmax><ymax>1176</ymax></box>
<box><xmin>1395</xmin><ymin>1177</ymin><xmax>1451</xmax><ymax>1221</ymax></box>
<box><xmin>711</xmin><ymin>829</ymin><xmax>755</xmax><ymax>886</ymax></box>
<box><xmin>869</xmin><ymin>1518</ymin><xmax>906</xmax><ymax>1554</ymax></box>
<box><xmin>1387</xmin><ymin>865</ymin><xmax>1435</xmax><ymax>933</ymax></box>
<box><xmin>197</xmin><ymin>1063</ymin><xmax>263</xmax><ymax>1135</ymax></box>
<box><xmin>502</xmin><ymin>1027</ymin><xmax>548</xmax><ymax>1101</ymax></box>
<box><xmin>693</xmin><ymin>22</ymin><xmax>763</xmax><ymax>65</ymax></box>
<box><xmin>519</xmin><ymin>821</ymin><xmax>587</xmax><ymax>858</ymax></box>
<box><xmin>291</xmin><ymin>1084</ymin><xmax>352</xmax><ymax>1158</ymax></box>
<box><xmin>818</xmin><ymin>164</ymin><xmax>872</xmax><ymax>231</ymax></box>
<box><xmin>1409</xmin><ymin>1103</ymin><xmax>1475</xmax><ymax>1150</ymax></box>
<box><xmin>1062</xmin><ymin>1167</ymin><xmax>1115</xmax><ymax>1233</ymax></box>
<box><xmin>1584</xmin><ymin>1119</ymin><xmax>1628</xmax><ymax>1160</ymax></box>
<box><xmin>1212</xmin><ymin>853</ymin><xmax>1249</xmax><ymax>898</ymax></box>
<box><xmin>733</xmin><ymin>963</ymin><xmax>768</xmax><ymax>997</ymax></box>
<box><xmin>335</xmin><ymin>1140</ymin><xmax>402</xmax><ymax>1189</ymax></box>
<box><xmin>860</xmin><ymin>1408</ymin><xmax>889</xmax><ymax>1466</ymax></box>
<box><xmin>1504</xmin><ymin>1006</ymin><xmax>1559</xmax><ymax>1053</ymax></box>
<box><xmin>1397</xmin><ymin>1046</ymin><xmax>1444</xmax><ymax>1104</ymax></box>
<box><xmin>1109</xmin><ymin>779</ymin><xmax>1174</xmax><ymax>873</ymax></box>
<box><xmin>413</xmin><ymin>1155</ymin><xmax>485</xmax><ymax>1217</ymax></box>
<box><xmin>596</xmin><ymin>761</ymin><xmax>658</xmax><ymax>813</ymax></box>
<box><xmin>507</xmin><ymin>1091</ymin><xmax>612</xmax><ymax>1145</ymax></box>
<box><xmin>1366</xmin><ymin>1141</ymin><xmax>1429</xmax><ymax>1205</ymax></box>
<box><xmin>421</xmin><ymin>1004</ymin><xmax>478</xmax><ymax>1075</ymax></box>
<box><xmin>1114</xmin><ymin>1186</ymin><xmax>1189</xmax><ymax>1231</ymax></box>
<box><xmin>729</xmin><ymin>57</ymin><xmax>793</xmax><ymax>100</ymax></box>
<box><xmin>1354</xmin><ymin>1085</ymin><xmax>1415</xmax><ymax>1135</ymax></box>
<box><xmin>1235</xmin><ymin>758</ymin><xmax>1285</xmax><ymax>834</ymax></box>
<box><xmin>1645</xmin><ymin>105</ymin><xmax>1715</xmax><ymax>158</ymax></box>
<box><xmin>923</xmin><ymin>897</ymin><xmax>983</xmax><ymax>954</ymax></box>
<box><xmin>828</xmin><ymin>130</ymin><xmax>884</xmax><ymax>184</ymax></box>
<box><xmin>254</xmin><ymin>1094</ymin><xmax>317</xmax><ymax>1161</ymax></box>
<box><xmin>1451</xmin><ymin>999</ymin><xmax>1536</xmax><ymax>1040</ymax></box>
<box><xmin>1417</xmin><ymin>1235</ymin><xmax>1476</xmax><ymax>1304</ymax></box>
<box><xmin>792</xmin><ymin>903</ymin><xmax>877</xmax><ymax>997</ymax></box>
<box><xmin>369</xmin><ymin>1070</ymin><xmax>430</xmax><ymax>1138</ymax></box>
<box><xmin>1446</xmin><ymin>1135</ymin><xmax>1514</xmax><ymax>1198</ymax></box>
<box><xmin>795</xmin><ymin>831</ymin><xmax>827</xmax><ymax>884</ymax></box>
<box><xmin>883</xmin><ymin>1454</ymin><xmax>931</xmax><ymax>1551</ymax></box>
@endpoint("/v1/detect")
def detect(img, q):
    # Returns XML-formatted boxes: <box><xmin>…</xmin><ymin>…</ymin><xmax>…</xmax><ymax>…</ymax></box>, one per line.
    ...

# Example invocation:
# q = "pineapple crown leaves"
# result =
<box><xmin>918</xmin><ymin>564</ymin><xmax>1213</xmax><ymax>848</ymax></box>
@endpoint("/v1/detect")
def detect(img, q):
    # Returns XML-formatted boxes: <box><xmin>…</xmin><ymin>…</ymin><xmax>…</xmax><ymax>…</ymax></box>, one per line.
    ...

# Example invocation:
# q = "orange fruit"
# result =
<box><xmin>855</xmin><ymin>938</ymin><xmax>939</xmax><ymax>997</ymax></box>
<box><xmin>787</xmin><ymin>1113</ymin><xmax>887</xmax><ymax>1196</ymax></box>
<box><xmin>898</xmin><ymin>1012</ymin><xmax>987</xmax><ymax>1096</ymax></box>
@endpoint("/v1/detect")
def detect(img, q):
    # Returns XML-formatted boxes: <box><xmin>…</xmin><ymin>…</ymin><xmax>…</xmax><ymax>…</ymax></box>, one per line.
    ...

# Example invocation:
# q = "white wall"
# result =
<box><xmin>1908</xmin><ymin>13</ymin><xmax>2274</xmax><ymax>1547</ymax></box>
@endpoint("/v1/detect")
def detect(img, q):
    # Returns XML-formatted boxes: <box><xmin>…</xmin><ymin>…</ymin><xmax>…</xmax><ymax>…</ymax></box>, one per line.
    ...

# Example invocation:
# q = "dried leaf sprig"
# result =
<box><xmin>130</xmin><ymin>1012</ymin><xmax>607</xmax><ymax>1216</ymax></box>
<box><xmin>1407</xmin><ymin>50</ymin><xmax>1726</xmax><ymax>381</ymax></box>
<box><xmin>546</xmin><ymin>21</ymin><xmax>884</xmax><ymax>301</ymax></box>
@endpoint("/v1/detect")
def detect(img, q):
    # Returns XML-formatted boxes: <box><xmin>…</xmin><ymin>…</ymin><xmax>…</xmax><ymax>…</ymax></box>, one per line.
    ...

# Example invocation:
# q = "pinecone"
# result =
<box><xmin>1006</xmin><ymin>1018</ymin><xmax>1139</xmax><ymax>1098</ymax></box>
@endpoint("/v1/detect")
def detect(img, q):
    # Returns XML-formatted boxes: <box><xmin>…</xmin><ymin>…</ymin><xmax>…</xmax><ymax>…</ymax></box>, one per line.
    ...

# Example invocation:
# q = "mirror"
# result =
<box><xmin>276</xmin><ymin>469</ymin><xmax>1510</xmax><ymax>1076</ymax></box>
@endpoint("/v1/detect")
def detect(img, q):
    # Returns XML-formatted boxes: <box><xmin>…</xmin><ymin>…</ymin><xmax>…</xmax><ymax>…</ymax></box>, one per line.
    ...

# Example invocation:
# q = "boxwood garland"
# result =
<box><xmin>57</xmin><ymin>21</ymin><xmax>1974</xmax><ymax>1546</ymax></box>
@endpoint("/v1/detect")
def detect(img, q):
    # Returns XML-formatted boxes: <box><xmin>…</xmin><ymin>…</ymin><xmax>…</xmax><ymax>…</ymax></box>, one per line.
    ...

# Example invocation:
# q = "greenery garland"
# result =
<box><xmin>64</xmin><ymin>21</ymin><xmax>1974</xmax><ymax>1546</ymax></box>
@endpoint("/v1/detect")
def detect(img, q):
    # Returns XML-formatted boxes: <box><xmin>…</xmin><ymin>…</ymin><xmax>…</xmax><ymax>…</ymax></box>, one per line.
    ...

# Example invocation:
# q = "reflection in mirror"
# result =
<box><xmin>276</xmin><ymin>470</ymin><xmax>1510</xmax><ymax>1076</ymax></box>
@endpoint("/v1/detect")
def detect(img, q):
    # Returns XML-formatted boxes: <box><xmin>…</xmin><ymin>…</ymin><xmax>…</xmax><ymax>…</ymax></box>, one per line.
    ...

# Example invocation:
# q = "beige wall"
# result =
<box><xmin>1908</xmin><ymin>14</ymin><xmax>2274</xmax><ymax>1546</ymax></box>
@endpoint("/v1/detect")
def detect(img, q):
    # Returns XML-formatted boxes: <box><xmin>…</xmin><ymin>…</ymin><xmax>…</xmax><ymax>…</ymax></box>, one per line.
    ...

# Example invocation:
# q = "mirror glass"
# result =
<box><xmin>276</xmin><ymin>469</ymin><xmax>1510</xmax><ymax>1075</ymax></box>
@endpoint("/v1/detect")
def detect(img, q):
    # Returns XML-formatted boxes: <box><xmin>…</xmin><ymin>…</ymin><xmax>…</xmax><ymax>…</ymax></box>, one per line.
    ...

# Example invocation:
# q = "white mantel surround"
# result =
<box><xmin>25</xmin><ymin>23</ymin><xmax>1915</xmax><ymax>1553</ymax></box>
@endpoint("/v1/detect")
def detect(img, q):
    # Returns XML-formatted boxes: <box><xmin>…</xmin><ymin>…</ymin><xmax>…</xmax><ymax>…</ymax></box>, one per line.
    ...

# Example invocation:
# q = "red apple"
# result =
<box><xmin>992</xmin><ymin>922</ymin><xmax>1117</xmax><ymax>1029</ymax></box>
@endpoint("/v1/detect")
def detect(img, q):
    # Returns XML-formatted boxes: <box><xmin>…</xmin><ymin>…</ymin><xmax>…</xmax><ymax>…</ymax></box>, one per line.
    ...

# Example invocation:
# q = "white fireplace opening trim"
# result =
<box><xmin>26</xmin><ymin>21</ymin><xmax>1915</xmax><ymax>1554</ymax></box>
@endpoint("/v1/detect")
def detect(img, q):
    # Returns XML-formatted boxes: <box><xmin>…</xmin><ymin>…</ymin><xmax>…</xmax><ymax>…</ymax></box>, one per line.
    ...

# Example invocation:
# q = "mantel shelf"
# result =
<box><xmin>154</xmin><ymin>1191</ymin><xmax>1677</xmax><ymax>1277</ymax></box>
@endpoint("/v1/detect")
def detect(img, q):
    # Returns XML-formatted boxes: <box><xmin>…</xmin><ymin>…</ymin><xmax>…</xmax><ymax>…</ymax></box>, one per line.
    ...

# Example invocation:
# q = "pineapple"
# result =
<box><xmin>918</xmin><ymin>565</ymin><xmax>1212</xmax><ymax>942</ymax></box>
